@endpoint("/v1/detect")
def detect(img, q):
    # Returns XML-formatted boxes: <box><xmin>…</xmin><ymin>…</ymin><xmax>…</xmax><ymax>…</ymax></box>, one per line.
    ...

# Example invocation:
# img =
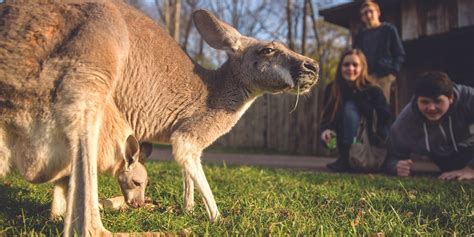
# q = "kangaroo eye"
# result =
<box><xmin>260</xmin><ymin>48</ymin><xmax>275</xmax><ymax>55</ymax></box>
<box><xmin>133</xmin><ymin>180</ymin><xmax>142</xmax><ymax>187</ymax></box>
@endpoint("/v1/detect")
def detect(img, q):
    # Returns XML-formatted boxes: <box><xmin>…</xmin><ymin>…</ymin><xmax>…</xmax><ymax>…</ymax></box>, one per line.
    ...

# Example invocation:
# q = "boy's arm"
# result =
<box><xmin>352</xmin><ymin>31</ymin><xmax>362</xmax><ymax>49</ymax></box>
<box><xmin>384</xmin><ymin>133</ymin><xmax>411</xmax><ymax>175</ymax></box>
<box><xmin>459</xmin><ymin>85</ymin><xmax>474</xmax><ymax>123</ymax></box>
<box><xmin>457</xmin><ymin>135</ymin><xmax>474</xmax><ymax>169</ymax></box>
<box><xmin>456</xmin><ymin>85</ymin><xmax>474</xmax><ymax>168</ymax></box>
<box><xmin>389</xmin><ymin>25</ymin><xmax>406</xmax><ymax>74</ymax></box>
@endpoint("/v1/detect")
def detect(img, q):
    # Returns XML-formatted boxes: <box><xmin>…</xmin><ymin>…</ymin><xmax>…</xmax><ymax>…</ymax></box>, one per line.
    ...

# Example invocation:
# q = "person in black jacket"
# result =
<box><xmin>320</xmin><ymin>49</ymin><xmax>391</xmax><ymax>172</ymax></box>
<box><xmin>353</xmin><ymin>0</ymin><xmax>405</xmax><ymax>104</ymax></box>
<box><xmin>384</xmin><ymin>72</ymin><xmax>474</xmax><ymax>180</ymax></box>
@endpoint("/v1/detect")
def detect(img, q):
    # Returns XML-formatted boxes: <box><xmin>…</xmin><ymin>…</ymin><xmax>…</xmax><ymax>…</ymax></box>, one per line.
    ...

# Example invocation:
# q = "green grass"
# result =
<box><xmin>0</xmin><ymin>161</ymin><xmax>473</xmax><ymax>236</ymax></box>
<box><xmin>156</xmin><ymin>143</ymin><xmax>291</xmax><ymax>156</ymax></box>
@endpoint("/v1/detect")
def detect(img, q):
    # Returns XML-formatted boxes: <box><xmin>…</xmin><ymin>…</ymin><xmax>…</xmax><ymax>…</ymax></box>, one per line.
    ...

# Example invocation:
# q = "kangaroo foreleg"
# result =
<box><xmin>172</xmin><ymin>140</ymin><xmax>220</xmax><ymax>222</ymax></box>
<box><xmin>189</xmin><ymin>158</ymin><xmax>220</xmax><ymax>222</ymax></box>
<box><xmin>182</xmin><ymin>169</ymin><xmax>195</xmax><ymax>211</ymax></box>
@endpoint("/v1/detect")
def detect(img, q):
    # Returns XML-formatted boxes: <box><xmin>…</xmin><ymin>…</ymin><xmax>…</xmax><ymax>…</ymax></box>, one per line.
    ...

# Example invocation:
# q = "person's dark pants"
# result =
<box><xmin>430</xmin><ymin>147</ymin><xmax>474</xmax><ymax>172</ymax></box>
<box><xmin>341</xmin><ymin>100</ymin><xmax>361</xmax><ymax>146</ymax></box>
<box><xmin>328</xmin><ymin>100</ymin><xmax>361</xmax><ymax>172</ymax></box>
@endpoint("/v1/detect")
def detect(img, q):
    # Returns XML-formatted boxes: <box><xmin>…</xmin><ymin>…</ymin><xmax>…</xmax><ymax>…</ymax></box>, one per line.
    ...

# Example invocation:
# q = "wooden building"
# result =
<box><xmin>320</xmin><ymin>0</ymin><xmax>474</xmax><ymax>110</ymax></box>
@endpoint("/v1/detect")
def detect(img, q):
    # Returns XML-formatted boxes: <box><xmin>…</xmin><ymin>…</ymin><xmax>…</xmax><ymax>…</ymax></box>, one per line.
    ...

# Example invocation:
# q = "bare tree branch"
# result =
<box><xmin>164</xmin><ymin>0</ymin><xmax>171</xmax><ymax>33</ymax></box>
<box><xmin>182</xmin><ymin>0</ymin><xmax>198</xmax><ymax>51</ymax></box>
<box><xmin>173</xmin><ymin>0</ymin><xmax>181</xmax><ymax>42</ymax></box>
<box><xmin>302</xmin><ymin>0</ymin><xmax>309</xmax><ymax>55</ymax></box>
<box><xmin>287</xmin><ymin>0</ymin><xmax>295</xmax><ymax>50</ymax></box>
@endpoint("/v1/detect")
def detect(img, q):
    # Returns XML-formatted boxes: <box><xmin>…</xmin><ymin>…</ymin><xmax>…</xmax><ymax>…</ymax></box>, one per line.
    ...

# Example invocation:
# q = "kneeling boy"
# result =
<box><xmin>385</xmin><ymin>71</ymin><xmax>474</xmax><ymax>180</ymax></box>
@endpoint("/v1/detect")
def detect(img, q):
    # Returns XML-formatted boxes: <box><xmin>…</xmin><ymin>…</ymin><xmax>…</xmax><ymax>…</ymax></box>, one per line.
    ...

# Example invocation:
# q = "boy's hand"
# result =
<box><xmin>439</xmin><ymin>166</ymin><xmax>474</xmax><ymax>181</ymax></box>
<box><xmin>396</xmin><ymin>159</ymin><xmax>413</xmax><ymax>177</ymax></box>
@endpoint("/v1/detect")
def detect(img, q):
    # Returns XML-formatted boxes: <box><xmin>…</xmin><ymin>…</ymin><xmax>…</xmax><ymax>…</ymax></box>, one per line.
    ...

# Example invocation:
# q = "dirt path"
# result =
<box><xmin>149</xmin><ymin>147</ymin><xmax>440</xmax><ymax>174</ymax></box>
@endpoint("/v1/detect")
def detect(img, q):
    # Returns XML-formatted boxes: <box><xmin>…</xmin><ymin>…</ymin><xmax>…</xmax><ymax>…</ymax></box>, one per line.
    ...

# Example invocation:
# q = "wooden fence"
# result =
<box><xmin>213</xmin><ymin>85</ymin><xmax>331</xmax><ymax>156</ymax></box>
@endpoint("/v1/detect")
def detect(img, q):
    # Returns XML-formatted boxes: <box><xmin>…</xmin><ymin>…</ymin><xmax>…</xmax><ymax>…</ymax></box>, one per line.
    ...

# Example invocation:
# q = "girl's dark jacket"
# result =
<box><xmin>320</xmin><ymin>81</ymin><xmax>391</xmax><ymax>147</ymax></box>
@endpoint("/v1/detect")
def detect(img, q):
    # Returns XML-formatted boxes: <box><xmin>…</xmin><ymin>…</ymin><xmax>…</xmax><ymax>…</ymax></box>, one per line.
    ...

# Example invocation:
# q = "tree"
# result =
<box><xmin>182</xmin><ymin>0</ymin><xmax>199</xmax><ymax>51</ymax></box>
<box><xmin>287</xmin><ymin>0</ymin><xmax>295</xmax><ymax>50</ymax></box>
<box><xmin>173</xmin><ymin>0</ymin><xmax>181</xmax><ymax>42</ymax></box>
<box><xmin>301</xmin><ymin>0</ymin><xmax>310</xmax><ymax>55</ymax></box>
<box><xmin>162</xmin><ymin>0</ymin><xmax>171</xmax><ymax>33</ymax></box>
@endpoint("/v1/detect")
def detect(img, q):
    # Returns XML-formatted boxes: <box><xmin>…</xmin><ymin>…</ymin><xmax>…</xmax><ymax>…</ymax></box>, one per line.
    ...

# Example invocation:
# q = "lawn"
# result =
<box><xmin>0</xmin><ymin>161</ymin><xmax>473</xmax><ymax>236</ymax></box>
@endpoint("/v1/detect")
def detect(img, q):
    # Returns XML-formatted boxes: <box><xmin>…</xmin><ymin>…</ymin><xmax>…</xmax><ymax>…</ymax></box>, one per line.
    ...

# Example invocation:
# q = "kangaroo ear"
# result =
<box><xmin>193</xmin><ymin>9</ymin><xmax>242</xmax><ymax>54</ymax></box>
<box><xmin>138</xmin><ymin>142</ymin><xmax>153</xmax><ymax>164</ymax></box>
<box><xmin>125</xmin><ymin>135</ymin><xmax>140</xmax><ymax>169</ymax></box>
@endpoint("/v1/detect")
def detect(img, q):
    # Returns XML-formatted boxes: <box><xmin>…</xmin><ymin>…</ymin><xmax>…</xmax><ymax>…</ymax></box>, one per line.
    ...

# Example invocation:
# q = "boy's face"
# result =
<box><xmin>360</xmin><ymin>5</ymin><xmax>380</xmax><ymax>26</ymax></box>
<box><xmin>416</xmin><ymin>95</ymin><xmax>454</xmax><ymax>122</ymax></box>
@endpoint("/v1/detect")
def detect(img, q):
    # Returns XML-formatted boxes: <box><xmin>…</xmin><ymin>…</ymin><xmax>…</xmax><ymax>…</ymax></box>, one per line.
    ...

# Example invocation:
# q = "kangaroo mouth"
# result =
<box><xmin>126</xmin><ymin>198</ymin><xmax>145</xmax><ymax>208</ymax></box>
<box><xmin>288</xmin><ymin>73</ymin><xmax>318</xmax><ymax>94</ymax></box>
<box><xmin>287</xmin><ymin>64</ymin><xmax>319</xmax><ymax>94</ymax></box>
<box><xmin>268</xmin><ymin>70</ymin><xmax>318</xmax><ymax>95</ymax></box>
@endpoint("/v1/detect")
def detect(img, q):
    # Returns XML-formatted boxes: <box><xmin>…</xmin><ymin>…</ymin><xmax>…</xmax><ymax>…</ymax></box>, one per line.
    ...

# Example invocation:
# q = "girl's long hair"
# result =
<box><xmin>322</xmin><ymin>49</ymin><xmax>372</xmax><ymax>122</ymax></box>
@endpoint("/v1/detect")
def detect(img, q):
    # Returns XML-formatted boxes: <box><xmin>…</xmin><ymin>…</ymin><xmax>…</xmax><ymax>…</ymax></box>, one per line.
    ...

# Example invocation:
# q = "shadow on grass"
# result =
<box><xmin>0</xmin><ymin>182</ymin><xmax>62</xmax><ymax>234</ymax></box>
<box><xmin>294</xmin><ymin>169</ymin><xmax>473</xmax><ymax>234</ymax></box>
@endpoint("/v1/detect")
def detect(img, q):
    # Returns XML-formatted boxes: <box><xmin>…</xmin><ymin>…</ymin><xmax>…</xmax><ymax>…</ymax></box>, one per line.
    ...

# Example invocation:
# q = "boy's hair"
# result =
<box><xmin>360</xmin><ymin>0</ymin><xmax>380</xmax><ymax>13</ymax></box>
<box><xmin>414</xmin><ymin>71</ymin><xmax>454</xmax><ymax>98</ymax></box>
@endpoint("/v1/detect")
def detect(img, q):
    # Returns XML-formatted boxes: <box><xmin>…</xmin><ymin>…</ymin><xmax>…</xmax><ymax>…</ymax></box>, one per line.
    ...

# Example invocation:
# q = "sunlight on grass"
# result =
<box><xmin>0</xmin><ymin>161</ymin><xmax>473</xmax><ymax>235</ymax></box>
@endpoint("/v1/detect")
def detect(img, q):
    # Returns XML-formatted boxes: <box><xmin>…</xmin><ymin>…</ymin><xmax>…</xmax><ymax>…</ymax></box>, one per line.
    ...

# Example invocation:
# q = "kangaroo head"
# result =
<box><xmin>116</xmin><ymin>135</ymin><xmax>149</xmax><ymax>208</ymax></box>
<box><xmin>193</xmin><ymin>9</ymin><xmax>319</xmax><ymax>95</ymax></box>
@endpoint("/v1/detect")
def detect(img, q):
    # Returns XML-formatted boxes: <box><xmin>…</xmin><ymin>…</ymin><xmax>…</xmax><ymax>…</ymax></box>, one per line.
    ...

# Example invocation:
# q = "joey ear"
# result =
<box><xmin>125</xmin><ymin>135</ymin><xmax>140</xmax><ymax>168</ymax></box>
<box><xmin>193</xmin><ymin>9</ymin><xmax>242</xmax><ymax>53</ymax></box>
<box><xmin>138</xmin><ymin>142</ymin><xmax>153</xmax><ymax>164</ymax></box>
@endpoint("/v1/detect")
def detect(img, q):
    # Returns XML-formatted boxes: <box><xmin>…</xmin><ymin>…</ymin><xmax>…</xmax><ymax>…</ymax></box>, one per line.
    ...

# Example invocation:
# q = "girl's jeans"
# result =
<box><xmin>342</xmin><ymin>100</ymin><xmax>361</xmax><ymax>145</ymax></box>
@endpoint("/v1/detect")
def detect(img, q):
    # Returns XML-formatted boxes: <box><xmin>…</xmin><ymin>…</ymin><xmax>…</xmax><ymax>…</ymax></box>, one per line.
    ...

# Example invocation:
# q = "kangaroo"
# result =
<box><xmin>98</xmin><ymin>142</ymin><xmax>153</xmax><ymax>212</ymax></box>
<box><xmin>50</xmin><ymin>135</ymin><xmax>149</xmax><ymax>219</ymax></box>
<box><xmin>0</xmin><ymin>1</ymin><xmax>318</xmax><ymax>235</ymax></box>
<box><xmin>115</xmin><ymin>141</ymin><xmax>151</xmax><ymax>208</ymax></box>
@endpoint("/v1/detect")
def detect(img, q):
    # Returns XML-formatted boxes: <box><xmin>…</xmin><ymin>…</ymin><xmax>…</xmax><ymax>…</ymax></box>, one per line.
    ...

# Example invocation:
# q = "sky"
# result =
<box><xmin>317</xmin><ymin>0</ymin><xmax>353</xmax><ymax>10</ymax></box>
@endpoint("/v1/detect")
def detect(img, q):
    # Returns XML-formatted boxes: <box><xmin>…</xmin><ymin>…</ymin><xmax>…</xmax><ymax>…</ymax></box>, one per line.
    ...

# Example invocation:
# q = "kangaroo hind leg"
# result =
<box><xmin>0</xmin><ymin>130</ymin><xmax>11</xmax><ymax>178</ymax></box>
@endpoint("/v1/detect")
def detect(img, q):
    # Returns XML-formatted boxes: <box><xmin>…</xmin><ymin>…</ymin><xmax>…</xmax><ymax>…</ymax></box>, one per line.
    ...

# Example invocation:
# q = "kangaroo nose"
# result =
<box><xmin>303</xmin><ymin>61</ymin><xmax>319</xmax><ymax>74</ymax></box>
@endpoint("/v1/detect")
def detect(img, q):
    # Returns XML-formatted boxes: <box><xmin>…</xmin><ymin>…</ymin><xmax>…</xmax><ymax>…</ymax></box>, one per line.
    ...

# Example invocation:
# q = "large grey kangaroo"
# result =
<box><xmin>0</xmin><ymin>0</ymin><xmax>319</xmax><ymax>235</ymax></box>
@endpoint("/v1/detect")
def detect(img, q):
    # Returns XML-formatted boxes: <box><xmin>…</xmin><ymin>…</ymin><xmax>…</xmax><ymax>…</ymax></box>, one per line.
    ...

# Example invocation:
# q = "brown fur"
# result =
<box><xmin>0</xmin><ymin>1</ymin><xmax>318</xmax><ymax>235</ymax></box>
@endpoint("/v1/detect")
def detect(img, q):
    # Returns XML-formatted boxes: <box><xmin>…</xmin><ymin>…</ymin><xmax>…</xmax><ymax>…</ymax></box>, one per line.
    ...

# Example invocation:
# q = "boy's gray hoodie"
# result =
<box><xmin>385</xmin><ymin>84</ymin><xmax>474</xmax><ymax>174</ymax></box>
